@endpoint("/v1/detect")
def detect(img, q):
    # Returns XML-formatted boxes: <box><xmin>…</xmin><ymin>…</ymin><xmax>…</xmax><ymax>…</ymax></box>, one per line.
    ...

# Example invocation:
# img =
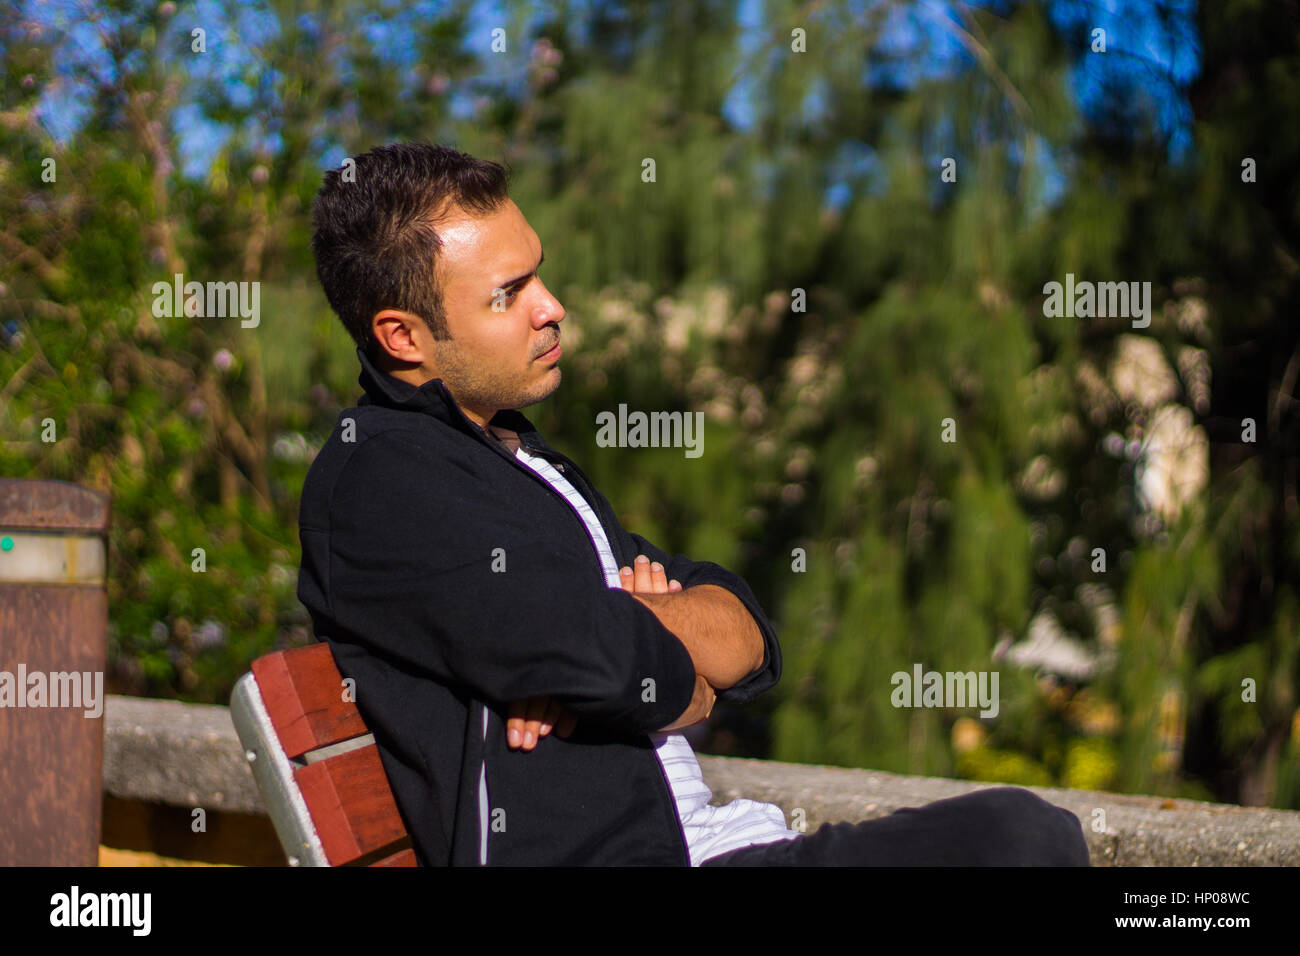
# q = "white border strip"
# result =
<box><xmin>0</xmin><ymin>532</ymin><xmax>106</xmax><ymax>585</ymax></box>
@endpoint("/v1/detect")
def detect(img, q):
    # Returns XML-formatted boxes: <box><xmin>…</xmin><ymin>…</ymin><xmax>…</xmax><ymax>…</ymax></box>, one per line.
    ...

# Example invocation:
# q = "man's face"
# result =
<box><xmin>385</xmin><ymin>198</ymin><xmax>565</xmax><ymax>427</ymax></box>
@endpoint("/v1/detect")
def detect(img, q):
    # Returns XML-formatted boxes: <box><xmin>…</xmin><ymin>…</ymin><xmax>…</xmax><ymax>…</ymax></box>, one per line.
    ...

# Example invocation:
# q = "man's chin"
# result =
<box><xmin>512</xmin><ymin>367</ymin><xmax>562</xmax><ymax>410</ymax></box>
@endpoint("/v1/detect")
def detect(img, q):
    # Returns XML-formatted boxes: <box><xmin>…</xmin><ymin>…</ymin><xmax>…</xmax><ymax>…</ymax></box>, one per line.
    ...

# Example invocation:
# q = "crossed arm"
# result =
<box><xmin>506</xmin><ymin>554</ymin><xmax>765</xmax><ymax>750</ymax></box>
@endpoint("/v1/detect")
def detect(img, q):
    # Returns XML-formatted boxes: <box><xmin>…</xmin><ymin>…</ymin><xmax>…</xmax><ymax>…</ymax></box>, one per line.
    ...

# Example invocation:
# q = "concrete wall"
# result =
<box><xmin>103</xmin><ymin>695</ymin><xmax>1300</xmax><ymax>866</ymax></box>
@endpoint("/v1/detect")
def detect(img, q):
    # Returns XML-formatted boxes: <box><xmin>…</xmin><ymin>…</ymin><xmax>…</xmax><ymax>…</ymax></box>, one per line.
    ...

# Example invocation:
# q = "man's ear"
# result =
<box><xmin>371</xmin><ymin>310</ymin><xmax>427</xmax><ymax>366</ymax></box>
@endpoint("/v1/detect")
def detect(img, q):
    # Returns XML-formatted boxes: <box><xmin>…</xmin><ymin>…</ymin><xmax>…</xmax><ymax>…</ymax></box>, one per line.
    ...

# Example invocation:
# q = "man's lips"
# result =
<box><xmin>536</xmin><ymin>338</ymin><xmax>562</xmax><ymax>361</ymax></box>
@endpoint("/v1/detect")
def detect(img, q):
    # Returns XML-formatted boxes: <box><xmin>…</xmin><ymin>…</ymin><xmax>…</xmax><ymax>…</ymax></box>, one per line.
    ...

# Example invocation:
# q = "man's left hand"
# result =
<box><xmin>505</xmin><ymin>554</ymin><xmax>680</xmax><ymax>751</ymax></box>
<box><xmin>506</xmin><ymin>695</ymin><xmax>577</xmax><ymax>750</ymax></box>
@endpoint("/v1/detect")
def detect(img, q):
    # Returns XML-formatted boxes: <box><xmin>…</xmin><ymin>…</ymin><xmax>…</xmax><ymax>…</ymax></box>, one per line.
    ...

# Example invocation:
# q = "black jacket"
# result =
<box><xmin>296</xmin><ymin>347</ymin><xmax>783</xmax><ymax>865</ymax></box>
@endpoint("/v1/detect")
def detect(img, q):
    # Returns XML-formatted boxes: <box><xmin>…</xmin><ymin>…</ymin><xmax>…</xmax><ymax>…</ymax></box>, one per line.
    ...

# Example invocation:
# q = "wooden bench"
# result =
<box><xmin>229</xmin><ymin>642</ymin><xmax>416</xmax><ymax>866</ymax></box>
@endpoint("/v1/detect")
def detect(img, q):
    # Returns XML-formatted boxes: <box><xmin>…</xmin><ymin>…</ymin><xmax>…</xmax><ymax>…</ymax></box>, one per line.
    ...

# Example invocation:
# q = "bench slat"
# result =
<box><xmin>294</xmin><ymin>744</ymin><xmax>409</xmax><ymax>866</ymax></box>
<box><xmin>372</xmin><ymin>848</ymin><xmax>418</xmax><ymax>867</ymax></box>
<box><xmin>252</xmin><ymin>643</ymin><xmax>370</xmax><ymax>759</ymax></box>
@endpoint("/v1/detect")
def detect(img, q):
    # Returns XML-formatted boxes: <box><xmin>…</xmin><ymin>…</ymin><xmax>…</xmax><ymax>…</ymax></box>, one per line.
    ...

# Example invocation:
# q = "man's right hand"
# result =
<box><xmin>618</xmin><ymin>555</ymin><xmax>715</xmax><ymax>731</ymax></box>
<box><xmin>657</xmin><ymin>672</ymin><xmax>716</xmax><ymax>733</ymax></box>
<box><xmin>506</xmin><ymin>554</ymin><xmax>706</xmax><ymax>746</ymax></box>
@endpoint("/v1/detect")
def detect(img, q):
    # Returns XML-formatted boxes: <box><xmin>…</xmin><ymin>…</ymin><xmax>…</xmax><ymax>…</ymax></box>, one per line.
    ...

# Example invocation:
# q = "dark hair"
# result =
<box><xmin>310</xmin><ymin>142</ymin><xmax>511</xmax><ymax>350</ymax></box>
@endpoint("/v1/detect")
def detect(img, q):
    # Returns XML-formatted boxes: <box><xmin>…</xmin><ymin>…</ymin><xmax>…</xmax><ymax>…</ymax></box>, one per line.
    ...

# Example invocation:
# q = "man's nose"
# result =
<box><xmin>536</xmin><ymin>281</ymin><xmax>565</xmax><ymax>325</ymax></box>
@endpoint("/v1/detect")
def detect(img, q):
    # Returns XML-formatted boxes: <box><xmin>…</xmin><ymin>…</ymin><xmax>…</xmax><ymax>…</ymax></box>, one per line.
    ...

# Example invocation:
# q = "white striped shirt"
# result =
<box><xmin>508</xmin><ymin>438</ymin><xmax>799</xmax><ymax>865</ymax></box>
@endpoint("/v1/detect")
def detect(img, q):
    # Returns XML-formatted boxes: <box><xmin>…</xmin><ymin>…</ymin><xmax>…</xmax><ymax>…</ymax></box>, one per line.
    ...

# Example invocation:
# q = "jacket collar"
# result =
<box><xmin>354</xmin><ymin>346</ymin><xmax>546</xmax><ymax>450</ymax></box>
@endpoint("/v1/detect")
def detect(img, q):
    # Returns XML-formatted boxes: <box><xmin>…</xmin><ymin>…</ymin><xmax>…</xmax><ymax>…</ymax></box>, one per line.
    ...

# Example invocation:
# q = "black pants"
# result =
<box><xmin>700</xmin><ymin>786</ymin><xmax>1091</xmax><ymax>866</ymax></box>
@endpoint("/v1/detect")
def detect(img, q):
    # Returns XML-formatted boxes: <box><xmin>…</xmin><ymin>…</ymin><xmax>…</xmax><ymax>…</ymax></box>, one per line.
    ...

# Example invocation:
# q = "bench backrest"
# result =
<box><xmin>230</xmin><ymin>642</ymin><xmax>416</xmax><ymax>866</ymax></box>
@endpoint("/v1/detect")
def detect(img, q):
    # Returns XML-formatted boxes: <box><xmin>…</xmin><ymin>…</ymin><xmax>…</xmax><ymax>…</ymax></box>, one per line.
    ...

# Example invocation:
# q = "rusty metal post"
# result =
<box><xmin>0</xmin><ymin>479</ymin><xmax>110</xmax><ymax>865</ymax></box>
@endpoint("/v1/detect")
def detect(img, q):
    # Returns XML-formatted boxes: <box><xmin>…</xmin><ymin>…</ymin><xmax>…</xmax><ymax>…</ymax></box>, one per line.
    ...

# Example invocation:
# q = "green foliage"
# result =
<box><xmin>957</xmin><ymin>746</ymin><xmax>1053</xmax><ymax>788</ymax></box>
<box><xmin>1061</xmin><ymin>738</ymin><xmax>1120</xmax><ymax>792</ymax></box>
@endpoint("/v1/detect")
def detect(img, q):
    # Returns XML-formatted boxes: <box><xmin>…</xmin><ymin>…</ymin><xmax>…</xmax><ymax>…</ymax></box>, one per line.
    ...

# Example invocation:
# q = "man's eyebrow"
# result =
<box><xmin>495</xmin><ymin>250</ymin><xmax>544</xmax><ymax>293</ymax></box>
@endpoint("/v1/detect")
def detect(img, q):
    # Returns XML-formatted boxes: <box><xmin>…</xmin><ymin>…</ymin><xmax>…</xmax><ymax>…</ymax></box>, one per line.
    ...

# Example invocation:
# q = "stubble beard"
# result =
<box><xmin>432</xmin><ymin>337</ymin><xmax>561</xmax><ymax>417</ymax></box>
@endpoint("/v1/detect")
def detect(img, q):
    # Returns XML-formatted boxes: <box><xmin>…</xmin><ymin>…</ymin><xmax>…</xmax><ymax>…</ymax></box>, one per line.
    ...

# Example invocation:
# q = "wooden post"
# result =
<box><xmin>0</xmin><ymin>479</ymin><xmax>110</xmax><ymax>865</ymax></box>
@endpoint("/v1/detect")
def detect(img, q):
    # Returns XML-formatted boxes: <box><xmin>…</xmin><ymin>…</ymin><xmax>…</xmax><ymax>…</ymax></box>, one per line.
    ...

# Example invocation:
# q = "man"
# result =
<box><xmin>299</xmin><ymin>142</ymin><xmax>1090</xmax><ymax>867</ymax></box>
